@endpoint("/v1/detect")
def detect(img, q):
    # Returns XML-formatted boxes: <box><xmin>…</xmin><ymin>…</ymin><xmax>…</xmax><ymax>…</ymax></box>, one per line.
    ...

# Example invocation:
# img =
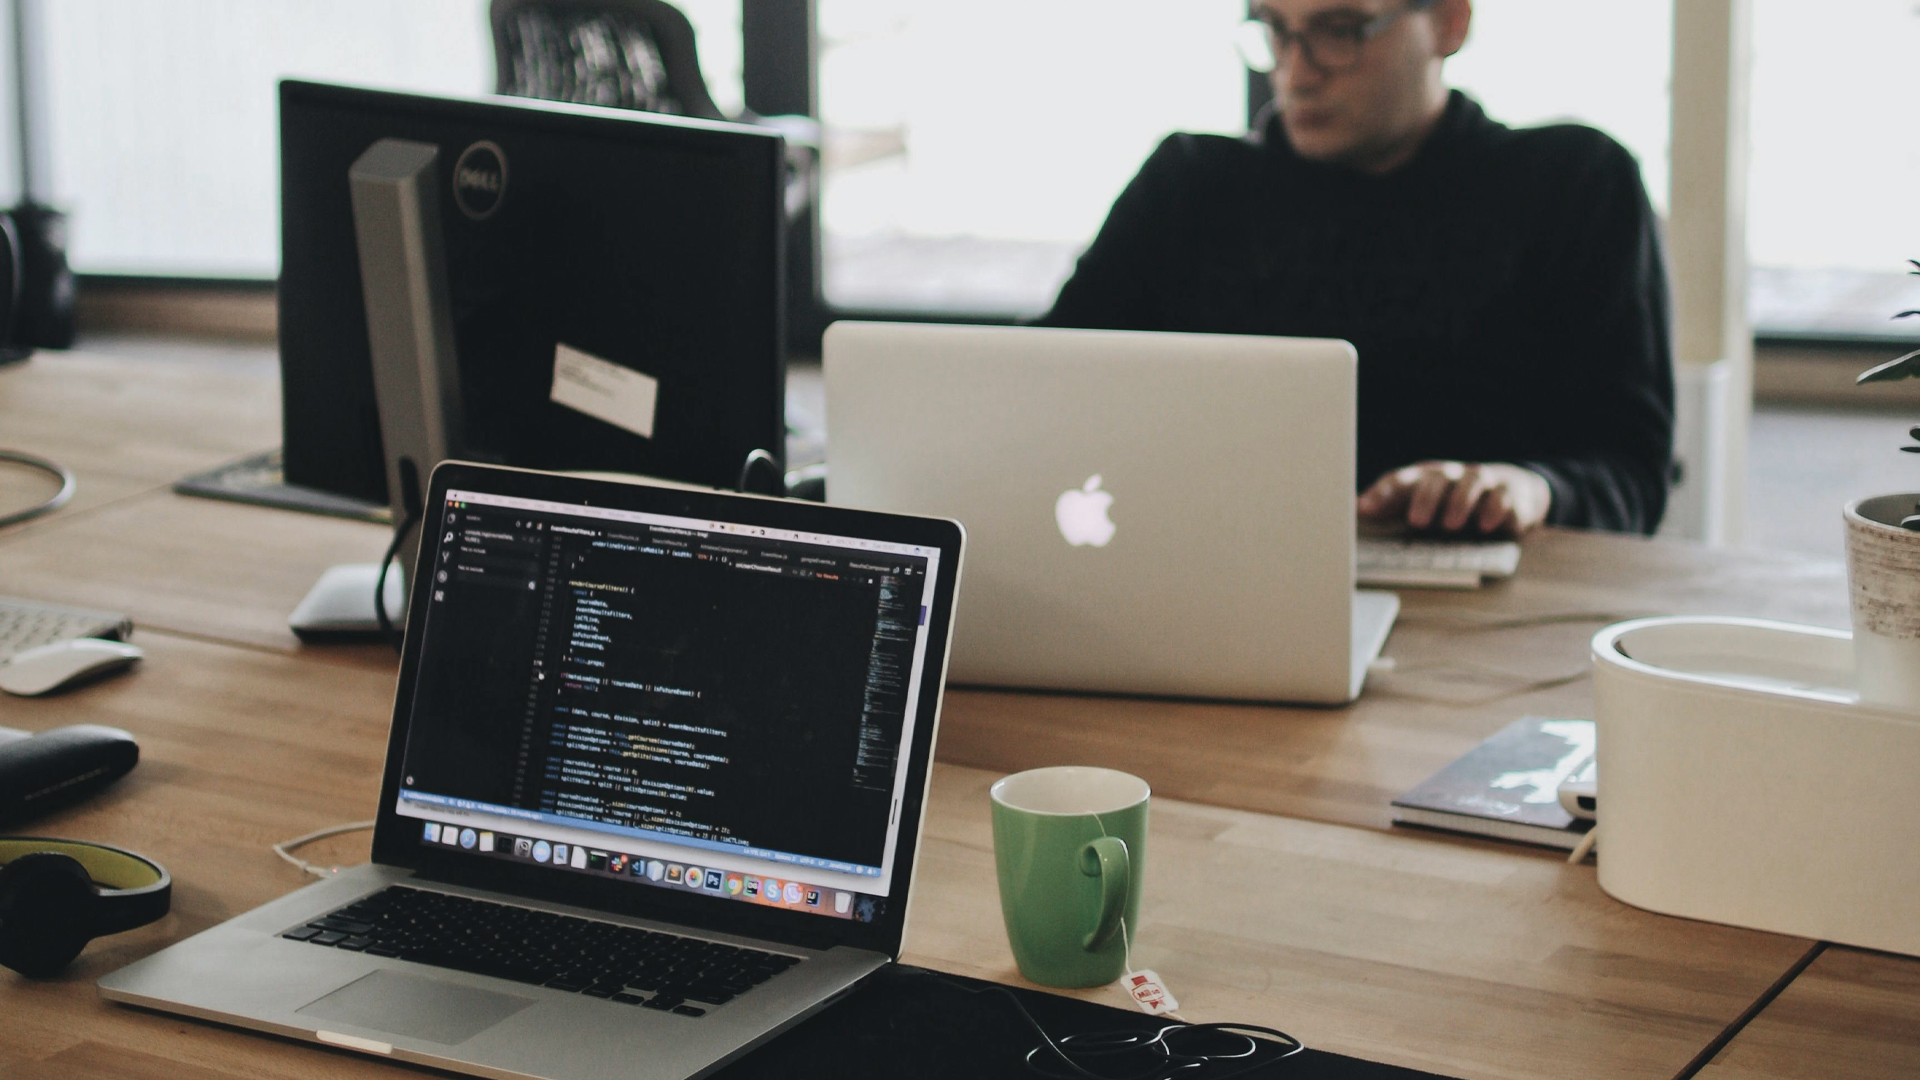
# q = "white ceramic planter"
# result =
<box><xmin>1592</xmin><ymin>616</ymin><xmax>1920</xmax><ymax>956</ymax></box>
<box><xmin>1844</xmin><ymin>493</ymin><xmax>1920</xmax><ymax>710</ymax></box>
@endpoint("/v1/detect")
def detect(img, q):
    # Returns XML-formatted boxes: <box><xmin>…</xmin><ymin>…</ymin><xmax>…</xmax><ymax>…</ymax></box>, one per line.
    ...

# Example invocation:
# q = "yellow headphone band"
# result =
<box><xmin>0</xmin><ymin>837</ymin><xmax>168</xmax><ymax>892</ymax></box>
<box><xmin>0</xmin><ymin>836</ymin><xmax>172</xmax><ymax>976</ymax></box>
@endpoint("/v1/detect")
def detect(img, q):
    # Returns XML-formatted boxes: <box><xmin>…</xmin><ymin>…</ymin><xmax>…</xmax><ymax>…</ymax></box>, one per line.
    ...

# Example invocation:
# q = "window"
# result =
<box><xmin>1444</xmin><ymin>0</ymin><xmax>1671</xmax><ymax>217</ymax></box>
<box><xmin>817</xmin><ymin>0</ymin><xmax>1249</xmax><ymax>317</ymax></box>
<box><xmin>816</xmin><ymin>0</ymin><xmax>1674</xmax><ymax>318</ymax></box>
<box><xmin>42</xmin><ymin>0</ymin><xmax>741</xmax><ymax>278</ymax></box>
<box><xmin>41</xmin><ymin>0</ymin><xmax>1919</xmax><ymax>338</ymax></box>
<box><xmin>1747</xmin><ymin>0</ymin><xmax>1920</xmax><ymax>338</ymax></box>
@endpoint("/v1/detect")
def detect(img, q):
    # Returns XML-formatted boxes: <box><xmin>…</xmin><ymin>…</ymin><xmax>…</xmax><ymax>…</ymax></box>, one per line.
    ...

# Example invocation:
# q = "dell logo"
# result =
<box><xmin>452</xmin><ymin>140</ymin><xmax>508</xmax><ymax>220</ymax></box>
<box><xmin>458</xmin><ymin>166</ymin><xmax>499</xmax><ymax>192</ymax></box>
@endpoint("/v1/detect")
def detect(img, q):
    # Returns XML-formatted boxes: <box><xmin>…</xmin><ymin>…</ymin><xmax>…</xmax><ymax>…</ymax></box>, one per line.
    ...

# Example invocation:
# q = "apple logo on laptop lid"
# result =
<box><xmin>1055</xmin><ymin>475</ymin><xmax>1116</xmax><ymax>547</ymax></box>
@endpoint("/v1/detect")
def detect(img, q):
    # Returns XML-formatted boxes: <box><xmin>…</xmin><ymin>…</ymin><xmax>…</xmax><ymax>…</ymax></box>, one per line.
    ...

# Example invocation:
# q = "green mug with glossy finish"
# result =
<box><xmin>990</xmin><ymin>766</ymin><xmax>1149</xmax><ymax>988</ymax></box>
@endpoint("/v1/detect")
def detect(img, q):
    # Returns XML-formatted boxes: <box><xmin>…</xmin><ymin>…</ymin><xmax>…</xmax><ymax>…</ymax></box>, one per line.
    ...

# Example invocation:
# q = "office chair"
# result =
<box><xmin>490</xmin><ymin>0</ymin><xmax>818</xmax><ymax>221</ymax></box>
<box><xmin>493</xmin><ymin>0</ymin><xmax>721</xmax><ymax>118</ymax></box>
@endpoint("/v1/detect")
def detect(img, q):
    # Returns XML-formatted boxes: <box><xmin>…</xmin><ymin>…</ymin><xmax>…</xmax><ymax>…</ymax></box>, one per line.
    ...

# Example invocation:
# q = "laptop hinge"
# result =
<box><xmin>404</xmin><ymin>867</ymin><xmax>844</xmax><ymax>952</ymax></box>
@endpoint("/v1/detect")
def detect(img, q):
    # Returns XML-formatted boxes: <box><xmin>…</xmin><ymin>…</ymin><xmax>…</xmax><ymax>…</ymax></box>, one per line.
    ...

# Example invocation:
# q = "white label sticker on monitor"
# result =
<box><xmin>550</xmin><ymin>343</ymin><xmax>658</xmax><ymax>439</ymax></box>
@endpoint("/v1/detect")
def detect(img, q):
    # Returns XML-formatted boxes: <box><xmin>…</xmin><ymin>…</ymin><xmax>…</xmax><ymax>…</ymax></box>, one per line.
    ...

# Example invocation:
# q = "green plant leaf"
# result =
<box><xmin>1858</xmin><ymin>348</ymin><xmax>1920</xmax><ymax>384</ymax></box>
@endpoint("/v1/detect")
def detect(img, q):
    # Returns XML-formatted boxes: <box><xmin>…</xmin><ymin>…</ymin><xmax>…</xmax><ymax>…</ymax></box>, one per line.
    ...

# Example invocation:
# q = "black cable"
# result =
<box><xmin>0</xmin><ymin>448</ymin><xmax>73</xmax><ymax>527</ymax></box>
<box><xmin>372</xmin><ymin>513</ymin><xmax>416</xmax><ymax>655</ymax></box>
<box><xmin>925</xmin><ymin>974</ymin><xmax>1304</xmax><ymax>1080</ymax></box>
<box><xmin>374</xmin><ymin>457</ymin><xmax>426</xmax><ymax>654</ymax></box>
<box><xmin>736</xmin><ymin>448</ymin><xmax>783</xmax><ymax>496</ymax></box>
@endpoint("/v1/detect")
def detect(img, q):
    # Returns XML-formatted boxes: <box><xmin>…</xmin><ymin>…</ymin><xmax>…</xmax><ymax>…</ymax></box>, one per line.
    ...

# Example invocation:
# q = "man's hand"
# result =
<box><xmin>1356</xmin><ymin>461</ymin><xmax>1552</xmax><ymax>538</ymax></box>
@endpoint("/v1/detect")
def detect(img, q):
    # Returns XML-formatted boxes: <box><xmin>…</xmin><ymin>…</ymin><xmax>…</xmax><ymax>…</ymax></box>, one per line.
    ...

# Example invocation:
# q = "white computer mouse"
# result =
<box><xmin>0</xmin><ymin>638</ymin><xmax>145</xmax><ymax>697</ymax></box>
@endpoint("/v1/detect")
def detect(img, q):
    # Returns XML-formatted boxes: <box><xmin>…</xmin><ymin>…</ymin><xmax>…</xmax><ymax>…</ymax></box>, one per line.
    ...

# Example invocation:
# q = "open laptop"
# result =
<box><xmin>100</xmin><ymin>461</ymin><xmax>965</xmax><ymax>1080</ymax></box>
<box><xmin>824</xmin><ymin>322</ymin><xmax>1394</xmax><ymax>705</ymax></box>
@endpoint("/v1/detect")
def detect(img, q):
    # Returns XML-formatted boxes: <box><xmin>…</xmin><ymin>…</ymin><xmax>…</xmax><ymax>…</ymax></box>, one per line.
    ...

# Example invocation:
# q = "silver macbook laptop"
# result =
<box><xmin>824</xmin><ymin>322</ymin><xmax>1395</xmax><ymax>705</ymax></box>
<box><xmin>100</xmin><ymin>461</ymin><xmax>965</xmax><ymax>1080</ymax></box>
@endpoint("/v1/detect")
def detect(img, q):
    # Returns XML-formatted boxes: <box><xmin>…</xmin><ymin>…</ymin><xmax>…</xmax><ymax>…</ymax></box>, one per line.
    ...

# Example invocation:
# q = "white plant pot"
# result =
<box><xmin>1844</xmin><ymin>493</ymin><xmax>1920</xmax><ymax>711</ymax></box>
<box><xmin>1591</xmin><ymin>616</ymin><xmax>1920</xmax><ymax>955</ymax></box>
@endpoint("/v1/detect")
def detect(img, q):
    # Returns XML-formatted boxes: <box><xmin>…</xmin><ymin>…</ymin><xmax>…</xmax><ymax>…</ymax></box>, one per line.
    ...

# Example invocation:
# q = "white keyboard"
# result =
<box><xmin>1356</xmin><ymin>537</ymin><xmax>1522</xmax><ymax>590</ymax></box>
<box><xmin>0</xmin><ymin>596</ymin><xmax>131</xmax><ymax>663</ymax></box>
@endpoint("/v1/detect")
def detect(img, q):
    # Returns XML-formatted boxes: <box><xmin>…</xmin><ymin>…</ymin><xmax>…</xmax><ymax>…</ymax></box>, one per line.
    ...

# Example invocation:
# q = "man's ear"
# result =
<box><xmin>1434</xmin><ymin>0</ymin><xmax>1472</xmax><ymax>58</ymax></box>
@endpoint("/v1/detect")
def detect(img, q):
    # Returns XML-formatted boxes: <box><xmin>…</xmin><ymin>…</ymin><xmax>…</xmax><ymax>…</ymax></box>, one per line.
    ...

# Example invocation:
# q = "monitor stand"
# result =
<box><xmin>288</xmin><ymin>137</ymin><xmax>462</xmax><ymax>642</ymax></box>
<box><xmin>289</xmin><ymin>564</ymin><xmax>407</xmax><ymax>640</ymax></box>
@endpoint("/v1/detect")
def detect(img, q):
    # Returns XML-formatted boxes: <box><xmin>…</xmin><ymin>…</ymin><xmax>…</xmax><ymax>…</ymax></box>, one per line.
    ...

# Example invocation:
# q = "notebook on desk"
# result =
<box><xmin>1391</xmin><ymin>716</ymin><xmax>1595</xmax><ymax>850</ymax></box>
<box><xmin>100</xmin><ymin>461</ymin><xmax>966</xmax><ymax>1080</ymax></box>
<box><xmin>824</xmin><ymin>321</ymin><xmax>1397</xmax><ymax>704</ymax></box>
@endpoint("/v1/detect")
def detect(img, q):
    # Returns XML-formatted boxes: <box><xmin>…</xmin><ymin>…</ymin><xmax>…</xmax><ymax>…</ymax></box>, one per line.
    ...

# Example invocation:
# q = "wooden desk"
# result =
<box><xmin>1694</xmin><ymin>947</ymin><xmax>1920</xmax><ymax>1079</ymax></box>
<box><xmin>0</xmin><ymin>351</ymin><xmax>280</xmax><ymax>526</ymax></box>
<box><xmin>939</xmin><ymin>525</ymin><xmax>1851</xmax><ymax>833</ymax></box>
<box><xmin>0</xmin><ymin>462</ymin><xmax>1855</xmax><ymax>835</ymax></box>
<box><xmin>0</xmin><ymin>636</ymin><xmax>1816</xmax><ymax>1080</ymax></box>
<box><xmin>2</xmin><ymin>349</ymin><xmax>1912</xmax><ymax>1080</ymax></box>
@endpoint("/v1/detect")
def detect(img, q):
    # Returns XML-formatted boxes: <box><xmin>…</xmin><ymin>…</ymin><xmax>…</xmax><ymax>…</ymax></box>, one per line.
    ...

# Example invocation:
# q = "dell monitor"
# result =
<box><xmin>277</xmin><ymin>79</ymin><xmax>787</xmax><ymax>505</ymax></box>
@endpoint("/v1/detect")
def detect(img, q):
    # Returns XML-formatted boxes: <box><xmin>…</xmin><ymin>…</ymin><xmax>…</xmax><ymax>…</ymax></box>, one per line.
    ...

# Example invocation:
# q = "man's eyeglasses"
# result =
<box><xmin>1234</xmin><ymin>0</ymin><xmax>1440</xmax><ymax>73</ymax></box>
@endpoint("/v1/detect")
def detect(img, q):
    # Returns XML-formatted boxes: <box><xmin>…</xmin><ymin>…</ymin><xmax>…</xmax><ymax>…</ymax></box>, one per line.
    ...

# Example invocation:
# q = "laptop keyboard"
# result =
<box><xmin>281</xmin><ymin>885</ymin><xmax>800</xmax><ymax>1017</ymax></box>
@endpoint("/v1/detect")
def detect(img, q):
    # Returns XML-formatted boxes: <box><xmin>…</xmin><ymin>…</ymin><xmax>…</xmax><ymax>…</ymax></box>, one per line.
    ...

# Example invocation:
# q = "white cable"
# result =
<box><xmin>1566</xmin><ymin>825</ymin><xmax>1599</xmax><ymax>865</ymax></box>
<box><xmin>273</xmin><ymin>820</ymin><xmax>377</xmax><ymax>878</ymax></box>
<box><xmin>0</xmin><ymin>449</ymin><xmax>75</xmax><ymax>528</ymax></box>
<box><xmin>1363</xmin><ymin>612</ymin><xmax>1646</xmax><ymax>704</ymax></box>
<box><xmin>1092</xmin><ymin>811</ymin><xmax>1134</xmax><ymax>976</ymax></box>
<box><xmin>1372</xmin><ymin>659</ymin><xmax>1590</xmax><ymax>706</ymax></box>
<box><xmin>1095</xmin><ymin>811</ymin><xmax>1187</xmax><ymax>1021</ymax></box>
<box><xmin>1394</xmin><ymin>610</ymin><xmax>1647</xmax><ymax>631</ymax></box>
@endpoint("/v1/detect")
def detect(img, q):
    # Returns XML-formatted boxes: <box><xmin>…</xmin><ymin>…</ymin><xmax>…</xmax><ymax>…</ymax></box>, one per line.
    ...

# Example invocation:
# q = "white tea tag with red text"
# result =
<box><xmin>1123</xmin><ymin>970</ymin><xmax>1180</xmax><ymax>1016</ymax></box>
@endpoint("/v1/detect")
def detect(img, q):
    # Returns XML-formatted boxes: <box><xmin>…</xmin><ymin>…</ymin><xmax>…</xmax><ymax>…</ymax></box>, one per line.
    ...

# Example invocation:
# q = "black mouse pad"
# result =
<box><xmin>711</xmin><ymin>964</ymin><xmax>1462</xmax><ymax>1080</ymax></box>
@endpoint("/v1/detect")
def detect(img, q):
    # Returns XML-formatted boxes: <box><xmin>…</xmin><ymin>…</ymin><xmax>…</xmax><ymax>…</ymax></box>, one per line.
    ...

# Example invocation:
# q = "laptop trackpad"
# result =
<box><xmin>297</xmin><ymin>970</ymin><xmax>535</xmax><ymax>1045</ymax></box>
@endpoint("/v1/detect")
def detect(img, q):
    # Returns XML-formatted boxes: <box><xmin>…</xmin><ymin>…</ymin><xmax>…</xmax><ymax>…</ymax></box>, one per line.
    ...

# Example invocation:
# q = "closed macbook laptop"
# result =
<box><xmin>100</xmin><ymin>461</ymin><xmax>965</xmax><ymax>1080</ymax></box>
<box><xmin>824</xmin><ymin>322</ymin><xmax>1394</xmax><ymax>704</ymax></box>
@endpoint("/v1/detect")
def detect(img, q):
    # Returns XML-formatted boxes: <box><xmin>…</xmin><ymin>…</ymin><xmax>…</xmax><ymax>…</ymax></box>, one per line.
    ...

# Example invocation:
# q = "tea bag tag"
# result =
<box><xmin>1123</xmin><ymin>970</ymin><xmax>1179</xmax><ymax>1016</ymax></box>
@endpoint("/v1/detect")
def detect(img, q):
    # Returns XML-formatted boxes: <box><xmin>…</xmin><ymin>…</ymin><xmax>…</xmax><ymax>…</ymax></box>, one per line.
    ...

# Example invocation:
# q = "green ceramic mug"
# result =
<box><xmin>990</xmin><ymin>766</ymin><xmax>1149</xmax><ymax>988</ymax></box>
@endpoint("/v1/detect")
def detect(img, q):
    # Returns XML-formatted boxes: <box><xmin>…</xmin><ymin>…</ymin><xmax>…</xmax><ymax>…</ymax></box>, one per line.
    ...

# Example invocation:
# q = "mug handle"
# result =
<box><xmin>1077</xmin><ymin>836</ymin><xmax>1130</xmax><ymax>951</ymax></box>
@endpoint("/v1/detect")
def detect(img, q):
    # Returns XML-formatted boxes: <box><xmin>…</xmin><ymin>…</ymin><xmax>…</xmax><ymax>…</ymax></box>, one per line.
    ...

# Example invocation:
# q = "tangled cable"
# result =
<box><xmin>929</xmin><ymin>975</ymin><xmax>1304</xmax><ymax>1080</ymax></box>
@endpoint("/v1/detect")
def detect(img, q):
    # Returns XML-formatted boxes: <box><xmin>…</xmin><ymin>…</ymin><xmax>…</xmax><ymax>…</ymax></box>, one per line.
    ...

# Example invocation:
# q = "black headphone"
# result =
<box><xmin>0</xmin><ymin>837</ymin><xmax>171</xmax><ymax>977</ymax></box>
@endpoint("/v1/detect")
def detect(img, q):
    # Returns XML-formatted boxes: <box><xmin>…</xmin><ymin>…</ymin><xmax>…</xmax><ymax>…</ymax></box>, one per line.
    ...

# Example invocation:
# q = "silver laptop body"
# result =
<box><xmin>824</xmin><ymin>322</ymin><xmax>1395</xmax><ymax>704</ymax></box>
<box><xmin>101</xmin><ymin>462</ymin><xmax>966</xmax><ymax>1080</ymax></box>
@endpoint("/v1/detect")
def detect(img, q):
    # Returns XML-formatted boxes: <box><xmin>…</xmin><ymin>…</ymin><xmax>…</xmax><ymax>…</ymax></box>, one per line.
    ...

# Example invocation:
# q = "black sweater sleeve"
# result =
<box><xmin>1510</xmin><ymin>133</ymin><xmax>1674</xmax><ymax>534</ymax></box>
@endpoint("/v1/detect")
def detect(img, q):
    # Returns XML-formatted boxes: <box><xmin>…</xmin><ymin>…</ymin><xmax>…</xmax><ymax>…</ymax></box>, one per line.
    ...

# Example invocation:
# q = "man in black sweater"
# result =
<box><xmin>1039</xmin><ymin>0</ymin><xmax>1673</xmax><ymax>535</ymax></box>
